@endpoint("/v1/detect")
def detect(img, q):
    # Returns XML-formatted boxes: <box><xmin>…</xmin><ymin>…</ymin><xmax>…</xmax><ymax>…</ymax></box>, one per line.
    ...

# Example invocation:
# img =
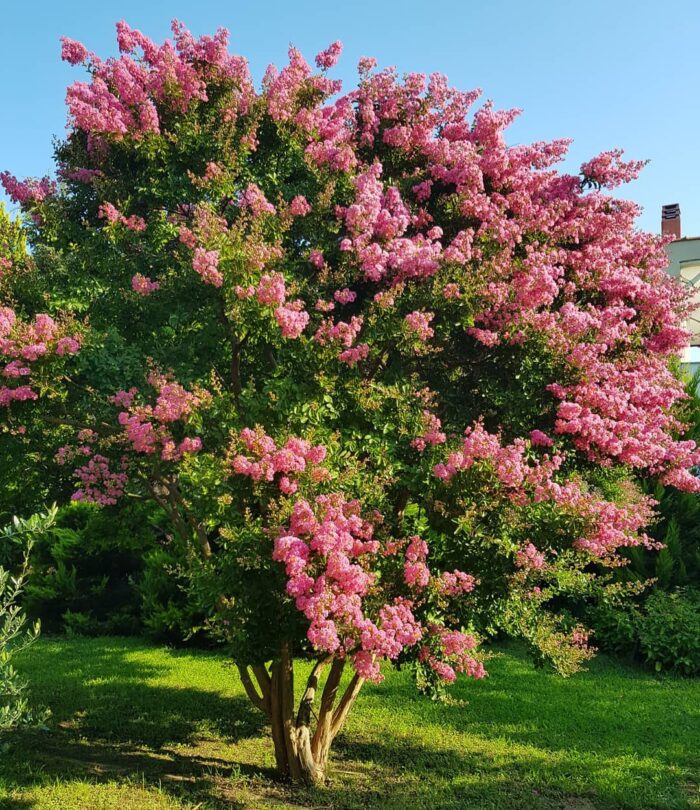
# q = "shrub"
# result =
<box><xmin>637</xmin><ymin>589</ymin><xmax>700</xmax><ymax>675</ymax></box>
<box><xmin>23</xmin><ymin>501</ymin><xmax>157</xmax><ymax>636</ymax></box>
<box><xmin>586</xmin><ymin>600</ymin><xmax>640</xmax><ymax>660</ymax></box>
<box><xmin>0</xmin><ymin>510</ymin><xmax>53</xmax><ymax>732</ymax></box>
<box><xmin>138</xmin><ymin>545</ymin><xmax>209</xmax><ymax>644</ymax></box>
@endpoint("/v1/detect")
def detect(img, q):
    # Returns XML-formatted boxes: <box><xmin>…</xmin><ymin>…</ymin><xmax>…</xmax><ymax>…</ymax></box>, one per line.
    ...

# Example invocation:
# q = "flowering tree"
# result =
<box><xmin>1</xmin><ymin>21</ymin><xmax>698</xmax><ymax>783</ymax></box>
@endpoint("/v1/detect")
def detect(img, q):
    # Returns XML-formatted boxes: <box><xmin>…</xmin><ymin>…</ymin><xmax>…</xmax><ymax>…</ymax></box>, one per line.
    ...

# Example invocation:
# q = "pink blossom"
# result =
<box><xmin>192</xmin><ymin>247</ymin><xmax>223</xmax><ymax>287</ymax></box>
<box><xmin>238</xmin><ymin>183</ymin><xmax>276</xmax><ymax>217</ymax></box>
<box><xmin>309</xmin><ymin>249</ymin><xmax>325</xmax><ymax>269</ymax></box>
<box><xmin>515</xmin><ymin>543</ymin><xmax>546</xmax><ymax>570</ymax></box>
<box><xmin>0</xmin><ymin>172</ymin><xmax>56</xmax><ymax>205</ymax></box>
<box><xmin>334</xmin><ymin>288</ymin><xmax>357</xmax><ymax>305</ymax></box>
<box><xmin>131</xmin><ymin>274</ymin><xmax>160</xmax><ymax>295</ymax></box>
<box><xmin>530</xmin><ymin>429</ymin><xmax>553</xmax><ymax>448</ymax></box>
<box><xmin>256</xmin><ymin>273</ymin><xmax>286</xmax><ymax>306</ymax></box>
<box><xmin>289</xmin><ymin>195</ymin><xmax>311</xmax><ymax>217</ymax></box>
<box><xmin>315</xmin><ymin>41</ymin><xmax>343</xmax><ymax>70</ymax></box>
<box><xmin>275</xmin><ymin>301</ymin><xmax>309</xmax><ymax>339</ymax></box>
<box><xmin>405</xmin><ymin>311</ymin><xmax>434</xmax><ymax>341</ymax></box>
<box><xmin>60</xmin><ymin>37</ymin><xmax>89</xmax><ymax>65</ymax></box>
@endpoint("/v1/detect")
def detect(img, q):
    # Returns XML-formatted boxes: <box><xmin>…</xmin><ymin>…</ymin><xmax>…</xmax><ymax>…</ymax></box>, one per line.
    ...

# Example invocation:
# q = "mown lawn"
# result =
<box><xmin>0</xmin><ymin>637</ymin><xmax>697</xmax><ymax>809</ymax></box>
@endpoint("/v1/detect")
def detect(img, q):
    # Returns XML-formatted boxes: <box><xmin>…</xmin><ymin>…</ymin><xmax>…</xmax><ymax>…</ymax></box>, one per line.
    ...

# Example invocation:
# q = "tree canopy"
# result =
<box><xmin>1</xmin><ymin>20</ymin><xmax>697</xmax><ymax>782</ymax></box>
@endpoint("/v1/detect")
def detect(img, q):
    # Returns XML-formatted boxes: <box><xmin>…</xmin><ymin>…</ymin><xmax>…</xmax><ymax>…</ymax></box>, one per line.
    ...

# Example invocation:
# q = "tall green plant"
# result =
<box><xmin>0</xmin><ymin>508</ymin><xmax>55</xmax><ymax>732</ymax></box>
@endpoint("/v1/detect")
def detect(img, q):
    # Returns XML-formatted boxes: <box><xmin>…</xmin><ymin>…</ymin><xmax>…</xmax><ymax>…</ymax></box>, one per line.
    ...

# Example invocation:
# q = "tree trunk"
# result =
<box><xmin>239</xmin><ymin>646</ymin><xmax>365</xmax><ymax>785</ymax></box>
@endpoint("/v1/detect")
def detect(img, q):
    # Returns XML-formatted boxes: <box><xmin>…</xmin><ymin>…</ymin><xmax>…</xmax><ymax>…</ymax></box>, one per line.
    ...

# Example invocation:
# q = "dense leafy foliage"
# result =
<box><xmin>0</xmin><ymin>510</ymin><xmax>53</xmax><ymax>732</ymax></box>
<box><xmin>588</xmin><ymin>587</ymin><xmax>700</xmax><ymax>675</ymax></box>
<box><xmin>23</xmin><ymin>503</ymin><xmax>165</xmax><ymax>635</ymax></box>
<box><xmin>2</xmin><ymin>20</ymin><xmax>698</xmax><ymax>780</ymax></box>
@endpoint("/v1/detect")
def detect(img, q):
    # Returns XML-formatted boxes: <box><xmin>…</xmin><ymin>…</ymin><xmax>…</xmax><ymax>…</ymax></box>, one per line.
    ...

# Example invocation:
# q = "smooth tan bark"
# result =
<box><xmin>242</xmin><ymin>649</ymin><xmax>364</xmax><ymax>785</ymax></box>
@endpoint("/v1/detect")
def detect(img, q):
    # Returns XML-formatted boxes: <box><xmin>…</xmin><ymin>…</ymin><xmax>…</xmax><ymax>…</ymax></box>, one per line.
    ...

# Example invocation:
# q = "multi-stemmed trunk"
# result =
<box><xmin>238</xmin><ymin>642</ymin><xmax>365</xmax><ymax>784</ymax></box>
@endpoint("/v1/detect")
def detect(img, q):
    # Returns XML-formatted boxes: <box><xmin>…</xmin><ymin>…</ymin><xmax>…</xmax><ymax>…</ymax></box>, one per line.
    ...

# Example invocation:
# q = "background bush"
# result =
<box><xmin>0</xmin><ymin>510</ymin><xmax>53</xmax><ymax>732</ymax></box>
<box><xmin>19</xmin><ymin>501</ymin><xmax>206</xmax><ymax>643</ymax></box>
<box><xmin>637</xmin><ymin>588</ymin><xmax>700</xmax><ymax>675</ymax></box>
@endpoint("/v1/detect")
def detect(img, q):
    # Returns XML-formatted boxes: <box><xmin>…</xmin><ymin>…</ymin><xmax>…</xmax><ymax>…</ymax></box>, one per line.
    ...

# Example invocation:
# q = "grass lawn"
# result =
<box><xmin>0</xmin><ymin>637</ymin><xmax>697</xmax><ymax>809</ymax></box>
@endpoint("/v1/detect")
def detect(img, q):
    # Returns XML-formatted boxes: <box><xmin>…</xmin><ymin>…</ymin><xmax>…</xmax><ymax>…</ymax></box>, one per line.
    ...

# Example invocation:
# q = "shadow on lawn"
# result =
<box><xmin>325</xmin><ymin>736</ymin><xmax>602</xmax><ymax>810</ymax></box>
<box><xmin>4</xmin><ymin>638</ymin><xmax>271</xmax><ymax>808</ymax></box>
<box><xmin>4</xmin><ymin>639</ymin><xmax>697</xmax><ymax>809</ymax></box>
<box><xmin>17</xmin><ymin>637</ymin><xmax>264</xmax><ymax>746</ymax></box>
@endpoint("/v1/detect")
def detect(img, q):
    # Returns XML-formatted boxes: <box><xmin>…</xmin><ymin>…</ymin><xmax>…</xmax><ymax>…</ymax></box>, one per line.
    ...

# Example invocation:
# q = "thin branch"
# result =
<box><xmin>296</xmin><ymin>657</ymin><xmax>330</xmax><ymax>729</ymax></box>
<box><xmin>238</xmin><ymin>665</ymin><xmax>269</xmax><ymax>717</ymax></box>
<box><xmin>311</xmin><ymin>656</ymin><xmax>345</xmax><ymax>757</ymax></box>
<box><xmin>330</xmin><ymin>672</ymin><xmax>364</xmax><ymax>738</ymax></box>
<box><xmin>252</xmin><ymin>664</ymin><xmax>272</xmax><ymax>711</ymax></box>
<box><xmin>43</xmin><ymin>415</ymin><xmax>118</xmax><ymax>434</ymax></box>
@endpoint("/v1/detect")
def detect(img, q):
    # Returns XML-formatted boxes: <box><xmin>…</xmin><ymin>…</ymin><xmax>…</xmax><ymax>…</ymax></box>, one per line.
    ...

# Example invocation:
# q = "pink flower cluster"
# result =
<box><xmin>270</xmin><ymin>492</ymin><xmax>483</xmax><ymax>683</ymax></box>
<box><xmin>418</xmin><ymin>627</ymin><xmax>485</xmax><ymax>683</ymax></box>
<box><xmin>289</xmin><ymin>195</ymin><xmax>311</xmax><ymax>217</ymax></box>
<box><xmin>131</xmin><ymin>273</ymin><xmax>160</xmax><ymax>295</ymax></box>
<box><xmin>272</xmin><ymin>494</ymin><xmax>416</xmax><ymax>682</ymax></box>
<box><xmin>334</xmin><ymin>288</ymin><xmax>357</xmax><ymax>305</ymax></box>
<box><xmin>61</xmin><ymin>21</ymin><xmax>255</xmax><ymax>139</ymax></box>
<box><xmin>98</xmin><ymin>202</ymin><xmax>146</xmax><ymax>231</ymax></box>
<box><xmin>339</xmin><ymin>163</ymin><xmax>443</xmax><ymax>283</ymax></box>
<box><xmin>255</xmin><ymin>272</ymin><xmax>286</xmax><ymax>306</ymax></box>
<box><xmin>192</xmin><ymin>247</ymin><xmax>223</xmax><ymax>287</ymax></box>
<box><xmin>411</xmin><ymin>410</ymin><xmax>447</xmax><ymax>451</ymax></box>
<box><xmin>274</xmin><ymin>301</ymin><xmax>310</xmax><ymax>339</ymax></box>
<box><xmin>580</xmin><ymin>149</ymin><xmax>647</xmax><ymax>189</ymax></box>
<box><xmin>315</xmin><ymin>41</ymin><xmax>343</xmax><ymax>70</ymax></box>
<box><xmin>515</xmin><ymin>543</ymin><xmax>546</xmax><ymax>570</ymax></box>
<box><xmin>338</xmin><ymin>343</ymin><xmax>369</xmax><ymax>366</ymax></box>
<box><xmin>314</xmin><ymin>315</ymin><xmax>366</xmax><ymax>365</ymax></box>
<box><xmin>437</xmin><ymin>570</ymin><xmax>476</xmax><ymax>596</ymax></box>
<box><xmin>238</xmin><ymin>182</ymin><xmax>276</xmax><ymax>217</ymax></box>
<box><xmin>232</xmin><ymin>427</ymin><xmax>328</xmax><ymax>494</ymax></box>
<box><xmin>235</xmin><ymin>271</ymin><xmax>311</xmax><ymax>341</ymax></box>
<box><xmin>434</xmin><ymin>421</ymin><xmax>656</xmax><ymax>561</ymax></box>
<box><xmin>405</xmin><ymin>311</ymin><xmax>434</xmax><ymax>341</ymax></box>
<box><xmin>107</xmin><ymin>373</ymin><xmax>209</xmax><ymax>466</ymax></box>
<box><xmin>0</xmin><ymin>171</ymin><xmax>56</xmax><ymax>205</ymax></box>
<box><xmin>1</xmin><ymin>308</ymin><xmax>80</xmax><ymax>409</ymax></box>
<box><xmin>71</xmin><ymin>453</ymin><xmax>128</xmax><ymax>506</ymax></box>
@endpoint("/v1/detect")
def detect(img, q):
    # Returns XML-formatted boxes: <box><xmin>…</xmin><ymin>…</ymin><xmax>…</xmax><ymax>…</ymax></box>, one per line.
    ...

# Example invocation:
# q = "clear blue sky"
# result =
<box><xmin>1</xmin><ymin>0</ymin><xmax>698</xmax><ymax>235</ymax></box>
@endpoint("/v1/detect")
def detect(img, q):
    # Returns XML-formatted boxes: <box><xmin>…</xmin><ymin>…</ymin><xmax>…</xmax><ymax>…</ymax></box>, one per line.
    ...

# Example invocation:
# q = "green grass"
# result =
<box><xmin>0</xmin><ymin>637</ymin><xmax>697</xmax><ymax>809</ymax></box>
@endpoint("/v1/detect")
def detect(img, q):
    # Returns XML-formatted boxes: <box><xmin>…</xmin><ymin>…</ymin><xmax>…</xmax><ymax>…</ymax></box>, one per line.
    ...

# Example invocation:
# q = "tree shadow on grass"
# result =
<box><xmin>15</xmin><ymin>636</ymin><xmax>265</xmax><ymax>746</ymax></box>
<box><xmin>4</xmin><ymin>637</ymin><xmax>274</xmax><ymax>808</ymax></box>
<box><xmin>364</xmin><ymin>644</ymin><xmax>699</xmax><ymax>768</ymax></box>
<box><xmin>311</xmin><ymin>736</ymin><xmax>603</xmax><ymax>810</ymax></box>
<box><xmin>5</xmin><ymin>639</ymin><xmax>698</xmax><ymax>809</ymax></box>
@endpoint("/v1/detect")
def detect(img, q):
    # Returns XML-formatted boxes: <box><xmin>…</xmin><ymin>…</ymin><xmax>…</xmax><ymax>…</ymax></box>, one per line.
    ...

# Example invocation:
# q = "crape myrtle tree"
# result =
<box><xmin>2</xmin><ymin>21</ymin><xmax>699</xmax><ymax>783</ymax></box>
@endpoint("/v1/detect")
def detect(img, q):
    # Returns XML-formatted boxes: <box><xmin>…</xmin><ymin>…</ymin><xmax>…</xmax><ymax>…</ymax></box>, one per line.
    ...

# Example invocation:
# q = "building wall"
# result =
<box><xmin>666</xmin><ymin>237</ymin><xmax>700</xmax><ymax>346</ymax></box>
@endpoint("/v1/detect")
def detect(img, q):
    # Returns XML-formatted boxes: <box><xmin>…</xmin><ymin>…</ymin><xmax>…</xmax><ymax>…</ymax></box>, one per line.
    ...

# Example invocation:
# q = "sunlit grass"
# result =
<box><xmin>0</xmin><ymin>636</ymin><xmax>697</xmax><ymax>808</ymax></box>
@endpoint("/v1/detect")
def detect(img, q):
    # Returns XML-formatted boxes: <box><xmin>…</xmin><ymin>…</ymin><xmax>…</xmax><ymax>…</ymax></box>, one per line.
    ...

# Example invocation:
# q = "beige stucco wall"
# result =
<box><xmin>666</xmin><ymin>237</ymin><xmax>700</xmax><ymax>346</ymax></box>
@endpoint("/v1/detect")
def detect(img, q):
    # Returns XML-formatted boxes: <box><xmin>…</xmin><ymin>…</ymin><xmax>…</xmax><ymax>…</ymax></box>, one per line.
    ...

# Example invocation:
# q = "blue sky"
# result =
<box><xmin>1</xmin><ymin>0</ymin><xmax>698</xmax><ymax>235</ymax></box>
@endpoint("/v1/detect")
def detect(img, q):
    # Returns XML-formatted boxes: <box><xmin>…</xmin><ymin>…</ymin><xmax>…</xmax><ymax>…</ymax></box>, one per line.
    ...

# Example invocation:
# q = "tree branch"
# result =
<box><xmin>296</xmin><ymin>657</ymin><xmax>329</xmax><ymax>729</ymax></box>
<box><xmin>238</xmin><ymin>665</ymin><xmax>269</xmax><ymax>717</ymax></box>
<box><xmin>330</xmin><ymin>672</ymin><xmax>364</xmax><ymax>738</ymax></box>
<box><xmin>311</xmin><ymin>656</ymin><xmax>345</xmax><ymax>758</ymax></box>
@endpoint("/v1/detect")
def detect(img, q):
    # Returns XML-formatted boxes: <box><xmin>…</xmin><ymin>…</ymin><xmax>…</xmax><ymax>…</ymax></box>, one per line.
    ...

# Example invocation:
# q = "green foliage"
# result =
<box><xmin>637</xmin><ymin>588</ymin><xmax>700</xmax><ymax>675</ymax></box>
<box><xmin>137</xmin><ymin>545</ymin><xmax>208</xmax><ymax>644</ymax></box>
<box><xmin>625</xmin><ymin>371</ymin><xmax>700</xmax><ymax>591</ymax></box>
<box><xmin>0</xmin><ymin>509</ymin><xmax>54</xmax><ymax>732</ymax></box>
<box><xmin>586</xmin><ymin>600</ymin><xmax>640</xmax><ymax>659</ymax></box>
<box><xmin>22</xmin><ymin>501</ymin><xmax>157</xmax><ymax>636</ymax></box>
<box><xmin>588</xmin><ymin>587</ymin><xmax>700</xmax><ymax>675</ymax></box>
